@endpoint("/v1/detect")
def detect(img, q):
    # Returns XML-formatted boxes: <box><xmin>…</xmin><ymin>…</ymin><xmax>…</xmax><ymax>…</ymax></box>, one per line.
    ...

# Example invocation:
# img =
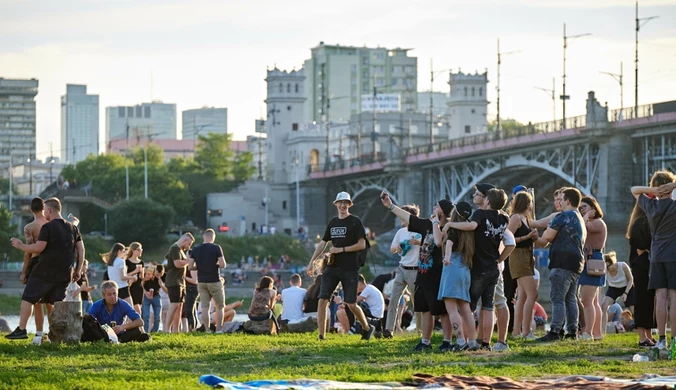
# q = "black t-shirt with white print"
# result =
<box><xmin>322</xmin><ymin>214</ymin><xmax>366</xmax><ymax>271</ymax></box>
<box><xmin>407</xmin><ymin>215</ymin><xmax>443</xmax><ymax>286</ymax></box>
<box><xmin>471</xmin><ymin>209</ymin><xmax>509</xmax><ymax>274</ymax></box>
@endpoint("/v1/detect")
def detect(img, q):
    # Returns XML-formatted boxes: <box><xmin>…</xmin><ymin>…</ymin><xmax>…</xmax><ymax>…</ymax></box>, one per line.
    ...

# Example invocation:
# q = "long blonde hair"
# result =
<box><xmin>101</xmin><ymin>243</ymin><xmax>125</xmax><ymax>266</ymax></box>
<box><xmin>125</xmin><ymin>242</ymin><xmax>142</xmax><ymax>260</ymax></box>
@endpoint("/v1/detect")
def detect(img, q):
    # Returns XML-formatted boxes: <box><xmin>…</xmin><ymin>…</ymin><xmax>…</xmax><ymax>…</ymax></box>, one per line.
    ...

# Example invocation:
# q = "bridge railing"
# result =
<box><xmin>308</xmin><ymin>152</ymin><xmax>387</xmax><ymax>173</ymax></box>
<box><xmin>609</xmin><ymin>103</ymin><xmax>653</xmax><ymax>122</ymax></box>
<box><xmin>403</xmin><ymin>114</ymin><xmax>586</xmax><ymax>156</ymax></box>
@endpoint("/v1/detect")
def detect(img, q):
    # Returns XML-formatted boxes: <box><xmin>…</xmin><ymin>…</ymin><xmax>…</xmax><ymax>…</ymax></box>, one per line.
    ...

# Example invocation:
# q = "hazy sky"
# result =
<box><xmin>2</xmin><ymin>0</ymin><xmax>675</xmax><ymax>161</ymax></box>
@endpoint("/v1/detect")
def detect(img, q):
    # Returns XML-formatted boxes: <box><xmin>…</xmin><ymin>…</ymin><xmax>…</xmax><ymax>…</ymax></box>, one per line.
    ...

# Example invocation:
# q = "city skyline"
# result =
<box><xmin>1</xmin><ymin>0</ymin><xmax>675</xmax><ymax>160</ymax></box>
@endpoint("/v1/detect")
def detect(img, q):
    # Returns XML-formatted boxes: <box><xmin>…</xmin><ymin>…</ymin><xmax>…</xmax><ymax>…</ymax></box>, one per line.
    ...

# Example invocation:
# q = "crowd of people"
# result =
<box><xmin>3</xmin><ymin>169</ymin><xmax>676</xmax><ymax>352</ymax></box>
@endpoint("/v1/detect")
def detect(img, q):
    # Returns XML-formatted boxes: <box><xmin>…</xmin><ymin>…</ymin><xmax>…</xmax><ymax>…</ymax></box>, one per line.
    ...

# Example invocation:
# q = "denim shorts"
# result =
<box><xmin>319</xmin><ymin>267</ymin><xmax>359</xmax><ymax>303</ymax></box>
<box><xmin>469</xmin><ymin>267</ymin><xmax>500</xmax><ymax>311</ymax></box>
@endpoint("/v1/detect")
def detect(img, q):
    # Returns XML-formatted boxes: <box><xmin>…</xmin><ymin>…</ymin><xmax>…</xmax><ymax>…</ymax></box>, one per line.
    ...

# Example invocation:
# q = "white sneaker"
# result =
<box><xmin>655</xmin><ymin>339</ymin><xmax>667</xmax><ymax>350</ymax></box>
<box><xmin>579</xmin><ymin>333</ymin><xmax>592</xmax><ymax>341</ymax></box>
<box><xmin>492</xmin><ymin>341</ymin><xmax>511</xmax><ymax>352</ymax></box>
<box><xmin>30</xmin><ymin>335</ymin><xmax>43</xmax><ymax>346</ymax></box>
<box><xmin>524</xmin><ymin>332</ymin><xmax>536</xmax><ymax>340</ymax></box>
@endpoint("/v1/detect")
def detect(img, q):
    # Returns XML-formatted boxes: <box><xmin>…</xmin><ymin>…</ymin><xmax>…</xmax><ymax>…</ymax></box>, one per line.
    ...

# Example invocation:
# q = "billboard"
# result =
<box><xmin>361</xmin><ymin>94</ymin><xmax>401</xmax><ymax>112</ymax></box>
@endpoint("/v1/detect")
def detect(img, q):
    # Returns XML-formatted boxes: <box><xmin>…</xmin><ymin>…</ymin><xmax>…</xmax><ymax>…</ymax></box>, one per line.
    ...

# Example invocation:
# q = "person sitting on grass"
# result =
<box><xmin>280</xmin><ymin>274</ymin><xmax>307</xmax><ymax>325</ymax></box>
<box><xmin>248</xmin><ymin>276</ymin><xmax>281</xmax><ymax>331</ymax></box>
<box><xmin>336</xmin><ymin>275</ymin><xmax>385</xmax><ymax>335</ymax></box>
<box><xmin>88</xmin><ymin>281</ymin><xmax>150</xmax><ymax>343</ymax></box>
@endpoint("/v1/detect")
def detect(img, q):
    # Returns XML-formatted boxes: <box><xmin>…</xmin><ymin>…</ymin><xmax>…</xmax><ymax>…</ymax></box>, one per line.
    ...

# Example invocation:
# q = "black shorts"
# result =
<box><xmin>168</xmin><ymin>285</ymin><xmax>186</xmax><ymax>303</ymax></box>
<box><xmin>648</xmin><ymin>262</ymin><xmax>676</xmax><ymax>290</ymax></box>
<box><xmin>22</xmin><ymin>276</ymin><xmax>68</xmax><ymax>305</ymax></box>
<box><xmin>319</xmin><ymin>267</ymin><xmax>359</xmax><ymax>303</ymax></box>
<box><xmin>118</xmin><ymin>286</ymin><xmax>130</xmax><ymax>300</ymax></box>
<box><xmin>469</xmin><ymin>268</ymin><xmax>500</xmax><ymax>312</ymax></box>
<box><xmin>25</xmin><ymin>257</ymin><xmax>39</xmax><ymax>279</ymax></box>
<box><xmin>413</xmin><ymin>283</ymin><xmax>446</xmax><ymax>316</ymax></box>
<box><xmin>605</xmin><ymin>286</ymin><xmax>627</xmax><ymax>301</ymax></box>
<box><xmin>129</xmin><ymin>284</ymin><xmax>144</xmax><ymax>305</ymax></box>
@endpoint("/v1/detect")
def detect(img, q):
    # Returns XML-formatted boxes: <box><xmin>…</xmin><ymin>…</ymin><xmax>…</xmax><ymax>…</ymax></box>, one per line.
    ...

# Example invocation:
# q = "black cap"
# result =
<box><xmin>437</xmin><ymin>199</ymin><xmax>454</xmax><ymax>218</ymax></box>
<box><xmin>455</xmin><ymin>202</ymin><xmax>473</xmax><ymax>221</ymax></box>
<box><xmin>476</xmin><ymin>183</ymin><xmax>495</xmax><ymax>196</ymax></box>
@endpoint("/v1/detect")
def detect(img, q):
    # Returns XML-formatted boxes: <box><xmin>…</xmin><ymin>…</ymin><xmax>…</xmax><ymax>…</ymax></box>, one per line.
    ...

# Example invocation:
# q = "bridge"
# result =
<box><xmin>298</xmin><ymin>93</ymin><xmax>676</xmax><ymax>256</ymax></box>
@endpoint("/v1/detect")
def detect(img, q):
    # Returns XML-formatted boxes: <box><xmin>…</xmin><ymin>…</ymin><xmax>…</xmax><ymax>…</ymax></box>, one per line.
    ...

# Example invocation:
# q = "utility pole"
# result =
<box><xmin>562</xmin><ymin>23</ymin><xmax>591</xmax><ymax>129</ymax></box>
<box><xmin>496</xmin><ymin>38</ymin><xmax>520</xmax><ymax>133</ymax></box>
<box><xmin>372</xmin><ymin>82</ymin><xmax>378</xmax><ymax>160</ymax></box>
<box><xmin>144</xmin><ymin>126</ymin><xmax>149</xmax><ymax>199</ymax></box>
<box><xmin>600</xmin><ymin>62</ymin><xmax>624</xmax><ymax>113</ymax></box>
<box><xmin>430</xmin><ymin>59</ymin><xmax>434</xmax><ymax>144</ymax></box>
<box><xmin>125</xmin><ymin>123</ymin><xmax>130</xmax><ymax>200</ymax></box>
<box><xmin>534</xmin><ymin>77</ymin><xmax>556</xmax><ymax>122</ymax></box>
<box><xmin>49</xmin><ymin>142</ymin><xmax>54</xmax><ymax>184</ymax></box>
<box><xmin>28</xmin><ymin>154</ymin><xmax>32</xmax><ymax>195</ymax></box>
<box><xmin>635</xmin><ymin>0</ymin><xmax>659</xmax><ymax>116</ymax></box>
<box><xmin>295</xmin><ymin>156</ymin><xmax>300</xmax><ymax>230</ymax></box>
<box><xmin>8</xmin><ymin>150</ymin><xmax>12</xmax><ymax>211</ymax></box>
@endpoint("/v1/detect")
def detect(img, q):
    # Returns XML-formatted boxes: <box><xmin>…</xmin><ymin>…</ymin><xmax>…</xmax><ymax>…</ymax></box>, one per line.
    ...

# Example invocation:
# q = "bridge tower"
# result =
<box><xmin>448</xmin><ymin>70</ymin><xmax>489</xmax><ymax>139</ymax></box>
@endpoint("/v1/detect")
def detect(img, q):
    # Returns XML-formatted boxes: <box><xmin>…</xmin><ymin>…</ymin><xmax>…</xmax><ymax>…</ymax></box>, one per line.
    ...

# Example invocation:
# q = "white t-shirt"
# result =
<box><xmin>280</xmin><ymin>285</ymin><xmax>307</xmax><ymax>322</ymax></box>
<box><xmin>108</xmin><ymin>257</ymin><xmax>128</xmax><ymax>288</ymax></box>
<box><xmin>391</xmin><ymin>227</ymin><xmax>421</xmax><ymax>267</ymax></box>
<box><xmin>359</xmin><ymin>284</ymin><xmax>385</xmax><ymax>318</ymax></box>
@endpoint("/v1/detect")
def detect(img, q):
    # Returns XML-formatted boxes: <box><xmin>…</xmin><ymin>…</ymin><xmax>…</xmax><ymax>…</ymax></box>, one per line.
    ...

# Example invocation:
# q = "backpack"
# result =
<box><xmin>353</xmin><ymin>218</ymin><xmax>370</xmax><ymax>267</ymax></box>
<box><xmin>81</xmin><ymin>314</ymin><xmax>109</xmax><ymax>343</ymax></box>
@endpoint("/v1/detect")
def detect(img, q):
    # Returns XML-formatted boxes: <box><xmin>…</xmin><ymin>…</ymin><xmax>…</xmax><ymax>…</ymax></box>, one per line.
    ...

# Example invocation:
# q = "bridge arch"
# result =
<box><xmin>352</xmin><ymin>184</ymin><xmax>400</xmax><ymax>205</ymax></box>
<box><xmin>449</xmin><ymin>156</ymin><xmax>593</xmax><ymax>203</ymax></box>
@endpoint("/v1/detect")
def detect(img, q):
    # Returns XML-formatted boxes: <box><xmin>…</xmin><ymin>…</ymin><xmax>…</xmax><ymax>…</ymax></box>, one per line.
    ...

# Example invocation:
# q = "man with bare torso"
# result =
<box><xmin>20</xmin><ymin>198</ymin><xmax>51</xmax><ymax>345</ymax></box>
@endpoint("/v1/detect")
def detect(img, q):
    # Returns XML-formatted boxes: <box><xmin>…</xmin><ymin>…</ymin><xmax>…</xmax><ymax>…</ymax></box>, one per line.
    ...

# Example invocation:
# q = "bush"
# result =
<box><xmin>108</xmin><ymin>198</ymin><xmax>174</xmax><ymax>249</ymax></box>
<box><xmin>81</xmin><ymin>235</ymin><xmax>115</xmax><ymax>266</ymax></box>
<box><xmin>214</xmin><ymin>234</ymin><xmax>310</xmax><ymax>265</ymax></box>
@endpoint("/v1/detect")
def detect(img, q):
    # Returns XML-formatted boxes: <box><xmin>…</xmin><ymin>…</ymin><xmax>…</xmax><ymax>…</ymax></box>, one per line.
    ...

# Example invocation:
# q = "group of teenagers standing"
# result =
<box><xmin>313</xmin><ymin>168</ymin><xmax>676</xmax><ymax>352</ymax></box>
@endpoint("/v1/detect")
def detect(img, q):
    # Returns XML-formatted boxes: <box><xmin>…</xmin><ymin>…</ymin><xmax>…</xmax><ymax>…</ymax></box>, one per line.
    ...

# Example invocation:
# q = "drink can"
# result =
<box><xmin>110</xmin><ymin>321</ymin><xmax>117</xmax><ymax>328</ymax></box>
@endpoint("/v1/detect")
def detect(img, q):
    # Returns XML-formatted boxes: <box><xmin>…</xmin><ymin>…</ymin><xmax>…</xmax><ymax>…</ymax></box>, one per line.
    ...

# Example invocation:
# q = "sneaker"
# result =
<box><xmin>451</xmin><ymin>343</ymin><xmax>469</xmax><ymax>352</ymax></box>
<box><xmin>655</xmin><ymin>339</ymin><xmax>667</xmax><ymax>350</ymax></box>
<box><xmin>361</xmin><ymin>325</ymin><xmax>375</xmax><ymax>340</ymax></box>
<box><xmin>374</xmin><ymin>331</ymin><xmax>383</xmax><ymax>339</ymax></box>
<box><xmin>413</xmin><ymin>341</ymin><xmax>432</xmax><ymax>352</ymax></box>
<box><xmin>479</xmin><ymin>342</ymin><xmax>491</xmax><ymax>351</ymax></box>
<box><xmin>318</xmin><ymin>334</ymin><xmax>326</xmax><ymax>341</ymax></box>
<box><xmin>30</xmin><ymin>335</ymin><xmax>43</xmax><ymax>346</ymax></box>
<box><xmin>524</xmin><ymin>332</ymin><xmax>536</xmax><ymax>341</ymax></box>
<box><xmin>638</xmin><ymin>340</ymin><xmax>655</xmax><ymax>347</ymax></box>
<box><xmin>5</xmin><ymin>327</ymin><xmax>28</xmax><ymax>340</ymax></box>
<box><xmin>579</xmin><ymin>332</ymin><xmax>592</xmax><ymax>341</ymax></box>
<box><xmin>194</xmin><ymin>324</ymin><xmax>206</xmax><ymax>333</ymax></box>
<box><xmin>564</xmin><ymin>333</ymin><xmax>577</xmax><ymax>340</ymax></box>
<box><xmin>438</xmin><ymin>341</ymin><xmax>453</xmax><ymax>352</ymax></box>
<box><xmin>383</xmin><ymin>329</ymin><xmax>393</xmax><ymax>339</ymax></box>
<box><xmin>535</xmin><ymin>331</ymin><xmax>562</xmax><ymax>343</ymax></box>
<box><xmin>492</xmin><ymin>341</ymin><xmax>510</xmax><ymax>352</ymax></box>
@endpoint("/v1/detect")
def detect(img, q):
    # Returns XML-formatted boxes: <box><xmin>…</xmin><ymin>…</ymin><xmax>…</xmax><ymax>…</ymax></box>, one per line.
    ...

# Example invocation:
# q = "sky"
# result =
<box><xmin>1</xmin><ymin>0</ymin><xmax>675</xmax><ymax>161</ymax></box>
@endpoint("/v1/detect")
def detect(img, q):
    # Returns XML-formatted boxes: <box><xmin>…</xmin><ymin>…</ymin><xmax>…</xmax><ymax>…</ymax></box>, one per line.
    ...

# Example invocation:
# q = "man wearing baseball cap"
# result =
<box><xmin>380</xmin><ymin>191</ymin><xmax>453</xmax><ymax>352</ymax></box>
<box><xmin>307</xmin><ymin>191</ymin><xmax>375</xmax><ymax>341</ymax></box>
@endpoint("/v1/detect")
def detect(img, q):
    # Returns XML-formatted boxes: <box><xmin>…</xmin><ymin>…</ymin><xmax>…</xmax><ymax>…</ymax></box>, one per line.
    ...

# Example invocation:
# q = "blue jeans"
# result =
<box><xmin>82</xmin><ymin>300</ymin><xmax>93</xmax><ymax>315</ymax></box>
<box><xmin>549</xmin><ymin>268</ymin><xmax>580</xmax><ymax>334</ymax></box>
<box><xmin>142</xmin><ymin>294</ymin><xmax>161</xmax><ymax>333</ymax></box>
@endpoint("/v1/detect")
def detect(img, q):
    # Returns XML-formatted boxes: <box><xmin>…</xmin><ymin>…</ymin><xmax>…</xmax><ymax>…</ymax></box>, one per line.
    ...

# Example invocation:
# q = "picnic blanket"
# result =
<box><xmin>199</xmin><ymin>374</ymin><xmax>676</xmax><ymax>389</ymax></box>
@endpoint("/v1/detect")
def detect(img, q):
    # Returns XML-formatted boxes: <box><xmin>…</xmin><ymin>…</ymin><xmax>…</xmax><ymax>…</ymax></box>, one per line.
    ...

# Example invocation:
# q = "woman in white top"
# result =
<box><xmin>601</xmin><ymin>251</ymin><xmax>634</xmax><ymax>335</ymax></box>
<box><xmin>103</xmin><ymin>242</ymin><xmax>137</xmax><ymax>305</ymax></box>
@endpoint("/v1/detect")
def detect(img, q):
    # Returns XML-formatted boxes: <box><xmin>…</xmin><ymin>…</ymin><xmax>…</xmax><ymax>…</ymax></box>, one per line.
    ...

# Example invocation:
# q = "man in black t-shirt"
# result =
<box><xmin>7</xmin><ymin>197</ymin><xmax>85</xmax><ymax>340</ymax></box>
<box><xmin>164</xmin><ymin>233</ymin><xmax>195</xmax><ymax>333</ymax></box>
<box><xmin>307</xmin><ymin>191</ymin><xmax>375</xmax><ymax>341</ymax></box>
<box><xmin>381</xmin><ymin>191</ymin><xmax>455</xmax><ymax>352</ymax></box>
<box><xmin>188</xmin><ymin>229</ymin><xmax>227</xmax><ymax>332</ymax></box>
<box><xmin>446</xmin><ymin>185</ymin><xmax>515</xmax><ymax>351</ymax></box>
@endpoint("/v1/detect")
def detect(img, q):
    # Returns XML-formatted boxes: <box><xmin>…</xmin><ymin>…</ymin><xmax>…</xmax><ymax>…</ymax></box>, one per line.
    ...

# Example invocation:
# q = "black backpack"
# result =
<box><xmin>81</xmin><ymin>314</ymin><xmax>109</xmax><ymax>343</ymax></box>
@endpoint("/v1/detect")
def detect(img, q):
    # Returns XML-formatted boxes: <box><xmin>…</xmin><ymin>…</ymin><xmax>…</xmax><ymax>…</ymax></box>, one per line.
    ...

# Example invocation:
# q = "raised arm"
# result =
<box><xmin>380</xmin><ymin>191</ymin><xmax>411</xmax><ymax>224</ymax></box>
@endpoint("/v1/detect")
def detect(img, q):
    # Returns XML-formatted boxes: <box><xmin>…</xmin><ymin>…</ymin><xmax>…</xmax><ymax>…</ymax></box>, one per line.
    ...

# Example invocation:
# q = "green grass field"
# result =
<box><xmin>0</xmin><ymin>332</ymin><xmax>671</xmax><ymax>390</ymax></box>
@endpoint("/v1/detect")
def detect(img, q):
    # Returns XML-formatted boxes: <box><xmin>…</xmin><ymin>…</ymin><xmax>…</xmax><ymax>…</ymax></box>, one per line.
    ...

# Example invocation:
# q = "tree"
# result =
<box><xmin>489</xmin><ymin>119</ymin><xmax>529</xmax><ymax>137</ymax></box>
<box><xmin>0</xmin><ymin>207</ymin><xmax>21</xmax><ymax>261</ymax></box>
<box><xmin>0</xmin><ymin>177</ymin><xmax>18</xmax><ymax>195</ymax></box>
<box><xmin>108</xmin><ymin>198</ymin><xmax>175</xmax><ymax>249</ymax></box>
<box><xmin>128</xmin><ymin>144</ymin><xmax>165</xmax><ymax>167</ymax></box>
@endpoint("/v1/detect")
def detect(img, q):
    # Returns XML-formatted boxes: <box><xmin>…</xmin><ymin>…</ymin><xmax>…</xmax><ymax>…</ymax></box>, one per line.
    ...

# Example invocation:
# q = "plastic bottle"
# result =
<box><xmin>669</xmin><ymin>337</ymin><xmax>676</xmax><ymax>360</ymax></box>
<box><xmin>632</xmin><ymin>353</ymin><xmax>649</xmax><ymax>362</ymax></box>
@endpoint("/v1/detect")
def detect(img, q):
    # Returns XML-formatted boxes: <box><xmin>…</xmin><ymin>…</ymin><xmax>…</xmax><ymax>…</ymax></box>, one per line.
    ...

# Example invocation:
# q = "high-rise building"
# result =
<box><xmin>0</xmin><ymin>78</ymin><xmax>38</xmax><ymax>166</ymax></box>
<box><xmin>418</xmin><ymin>91</ymin><xmax>450</xmax><ymax>116</ymax></box>
<box><xmin>182</xmin><ymin>107</ymin><xmax>228</xmax><ymax>139</ymax></box>
<box><xmin>61</xmin><ymin>84</ymin><xmax>99</xmax><ymax>164</ymax></box>
<box><xmin>447</xmin><ymin>71</ymin><xmax>489</xmax><ymax>139</ymax></box>
<box><xmin>105</xmin><ymin>101</ymin><xmax>177</xmax><ymax>143</ymax></box>
<box><xmin>302</xmin><ymin>42</ymin><xmax>417</xmax><ymax>125</ymax></box>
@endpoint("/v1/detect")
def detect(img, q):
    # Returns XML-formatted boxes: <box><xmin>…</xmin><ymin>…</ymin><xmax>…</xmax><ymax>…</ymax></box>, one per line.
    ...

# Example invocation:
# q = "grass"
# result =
<box><xmin>0</xmin><ymin>332</ymin><xmax>671</xmax><ymax>390</ymax></box>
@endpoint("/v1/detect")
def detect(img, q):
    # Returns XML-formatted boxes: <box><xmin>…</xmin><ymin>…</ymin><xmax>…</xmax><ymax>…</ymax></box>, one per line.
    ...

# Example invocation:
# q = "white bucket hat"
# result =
<box><xmin>333</xmin><ymin>191</ymin><xmax>353</xmax><ymax>205</ymax></box>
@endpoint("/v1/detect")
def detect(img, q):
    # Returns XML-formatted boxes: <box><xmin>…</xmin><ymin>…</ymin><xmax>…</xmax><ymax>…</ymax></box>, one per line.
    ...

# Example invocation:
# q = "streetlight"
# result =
<box><xmin>600</xmin><ymin>62</ymin><xmax>624</xmax><ymax>114</ymax></box>
<box><xmin>534</xmin><ymin>77</ymin><xmax>556</xmax><ymax>122</ymax></box>
<box><xmin>562</xmin><ymin>23</ymin><xmax>591</xmax><ymax>129</ymax></box>
<box><xmin>635</xmin><ymin>0</ymin><xmax>659</xmax><ymax>115</ymax></box>
<box><xmin>497</xmin><ymin>38</ymin><xmax>521</xmax><ymax>133</ymax></box>
<box><xmin>429</xmin><ymin>59</ymin><xmax>453</xmax><ymax>144</ymax></box>
<box><xmin>293</xmin><ymin>153</ymin><xmax>301</xmax><ymax>230</ymax></box>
